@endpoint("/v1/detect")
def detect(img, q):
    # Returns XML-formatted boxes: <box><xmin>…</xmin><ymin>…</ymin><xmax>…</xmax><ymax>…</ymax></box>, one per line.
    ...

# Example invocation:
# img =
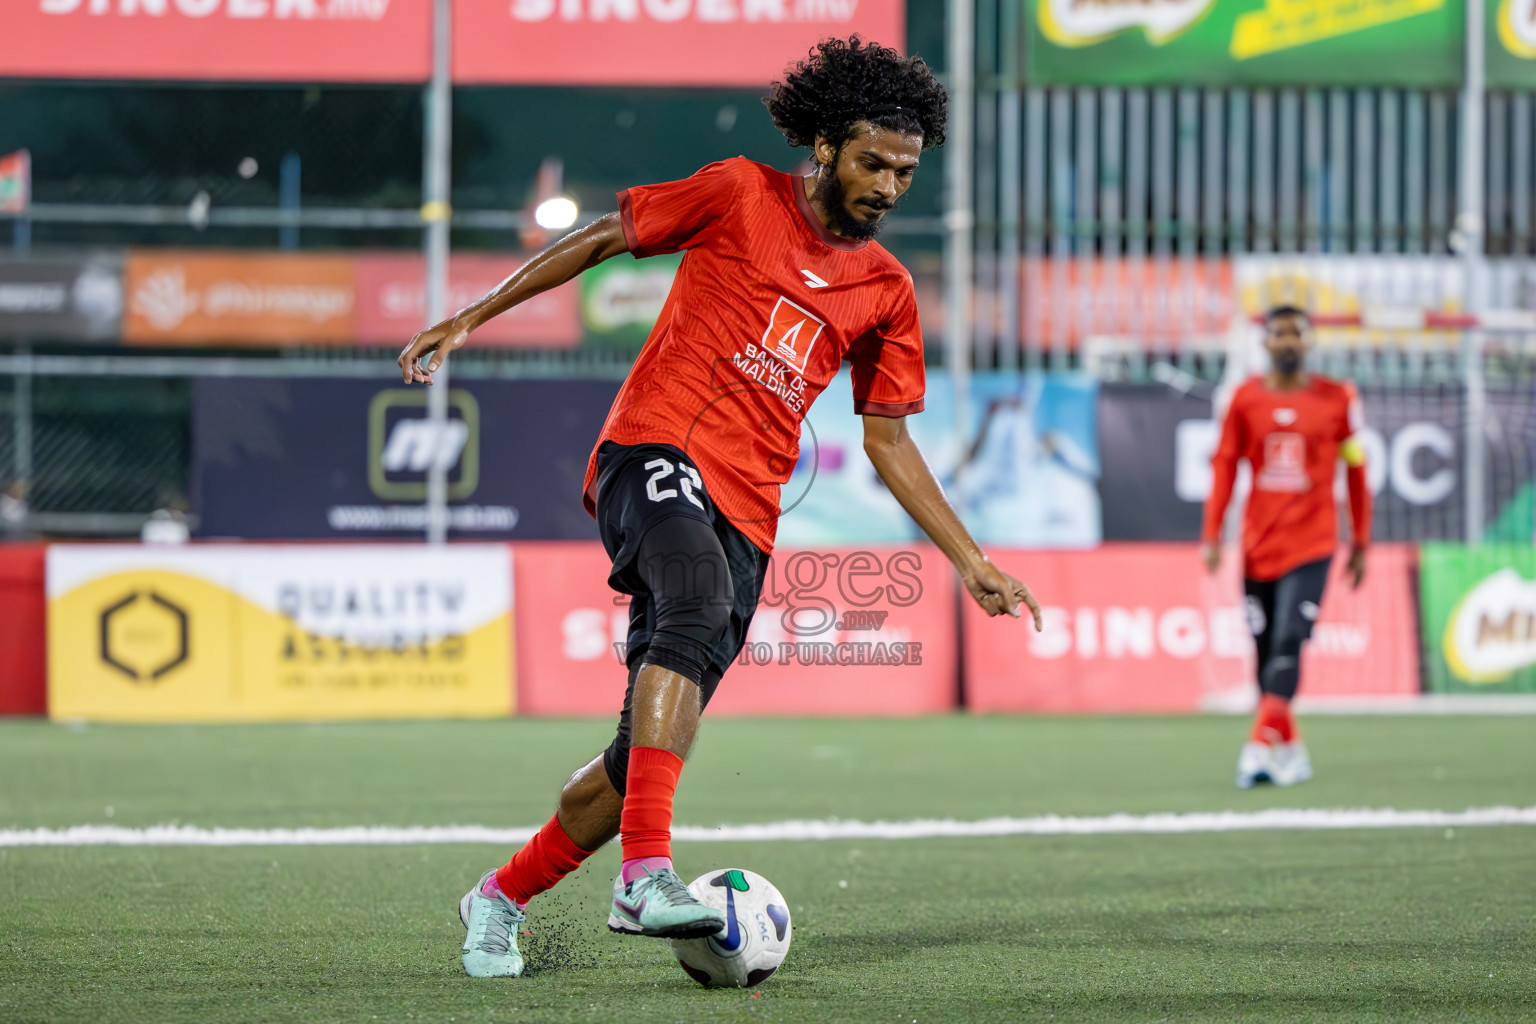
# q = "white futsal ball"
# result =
<box><xmin>669</xmin><ymin>868</ymin><xmax>792</xmax><ymax>988</ymax></box>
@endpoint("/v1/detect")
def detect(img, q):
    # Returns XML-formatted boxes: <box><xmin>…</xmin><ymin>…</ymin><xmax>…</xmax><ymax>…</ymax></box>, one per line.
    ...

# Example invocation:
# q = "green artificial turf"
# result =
<box><xmin>1</xmin><ymin>716</ymin><xmax>1534</xmax><ymax>1023</ymax></box>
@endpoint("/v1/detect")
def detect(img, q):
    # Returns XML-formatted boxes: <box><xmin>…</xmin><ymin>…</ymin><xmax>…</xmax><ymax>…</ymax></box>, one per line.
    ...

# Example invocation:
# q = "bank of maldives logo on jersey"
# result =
<box><xmin>761</xmin><ymin>296</ymin><xmax>825</xmax><ymax>376</ymax></box>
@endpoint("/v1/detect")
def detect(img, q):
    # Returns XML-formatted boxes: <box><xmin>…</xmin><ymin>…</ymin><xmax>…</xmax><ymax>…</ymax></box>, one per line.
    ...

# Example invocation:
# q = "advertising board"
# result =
<box><xmin>1421</xmin><ymin>543</ymin><xmax>1536</xmax><ymax>694</ymax></box>
<box><xmin>780</xmin><ymin>369</ymin><xmax>1101</xmax><ymax>549</ymax></box>
<box><xmin>1099</xmin><ymin>382</ymin><xmax>1533</xmax><ymax>544</ymax></box>
<box><xmin>191</xmin><ymin>378</ymin><xmax>620</xmax><ymax>540</ymax></box>
<box><xmin>353</xmin><ymin>253</ymin><xmax>580</xmax><ymax>349</ymax></box>
<box><xmin>964</xmin><ymin>543</ymin><xmax>1420</xmax><ymax>712</ymax></box>
<box><xmin>1023</xmin><ymin>0</ymin><xmax>1457</xmax><ymax>86</ymax></box>
<box><xmin>47</xmin><ymin>544</ymin><xmax>514</xmax><ymax>722</ymax></box>
<box><xmin>0</xmin><ymin>255</ymin><xmax>122</xmax><ymax>342</ymax></box>
<box><xmin>123</xmin><ymin>251</ymin><xmax>356</xmax><ymax>346</ymax></box>
<box><xmin>513</xmin><ymin>541</ymin><xmax>957</xmax><ymax>716</ymax></box>
<box><xmin>2</xmin><ymin>0</ymin><xmax>432</xmax><ymax>83</ymax></box>
<box><xmin>453</xmin><ymin>0</ymin><xmax>906</xmax><ymax>87</ymax></box>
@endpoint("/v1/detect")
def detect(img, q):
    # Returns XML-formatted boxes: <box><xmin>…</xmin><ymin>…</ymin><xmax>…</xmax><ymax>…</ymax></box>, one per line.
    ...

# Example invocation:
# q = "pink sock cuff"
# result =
<box><xmin>621</xmin><ymin>856</ymin><xmax>673</xmax><ymax>884</ymax></box>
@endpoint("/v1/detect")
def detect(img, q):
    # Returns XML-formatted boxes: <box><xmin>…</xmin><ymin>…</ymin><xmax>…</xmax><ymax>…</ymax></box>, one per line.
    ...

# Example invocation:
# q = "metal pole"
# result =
<box><xmin>13</xmin><ymin>344</ymin><xmax>32</xmax><ymax>487</ymax></box>
<box><xmin>1460</xmin><ymin>0</ymin><xmax>1487</xmax><ymax>543</ymax></box>
<box><xmin>424</xmin><ymin>0</ymin><xmax>453</xmax><ymax>545</ymax></box>
<box><xmin>945</xmin><ymin>0</ymin><xmax>975</xmax><ymax>502</ymax></box>
<box><xmin>278</xmin><ymin>152</ymin><xmax>301</xmax><ymax>251</ymax></box>
<box><xmin>997</xmin><ymin>0</ymin><xmax>1021</xmax><ymax>371</ymax></box>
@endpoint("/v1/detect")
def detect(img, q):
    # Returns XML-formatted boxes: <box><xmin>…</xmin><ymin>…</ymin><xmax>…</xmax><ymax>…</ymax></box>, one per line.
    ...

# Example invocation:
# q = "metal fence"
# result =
<box><xmin>1</xmin><ymin>66</ymin><xmax>1534</xmax><ymax>542</ymax></box>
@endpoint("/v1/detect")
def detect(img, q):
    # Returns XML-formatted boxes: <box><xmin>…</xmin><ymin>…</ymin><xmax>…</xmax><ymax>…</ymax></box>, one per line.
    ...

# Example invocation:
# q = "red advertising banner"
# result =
<box><xmin>965</xmin><ymin>543</ymin><xmax>1419</xmax><ymax>714</ymax></box>
<box><xmin>1</xmin><ymin>0</ymin><xmax>431</xmax><ymax>83</ymax></box>
<box><xmin>453</xmin><ymin>0</ymin><xmax>907</xmax><ymax>87</ymax></box>
<box><xmin>0</xmin><ymin>544</ymin><xmax>47</xmax><ymax>716</ymax></box>
<box><xmin>513</xmin><ymin>541</ymin><xmax>957</xmax><ymax>716</ymax></box>
<box><xmin>1020</xmin><ymin>257</ymin><xmax>1235</xmax><ymax>348</ymax></box>
<box><xmin>353</xmin><ymin>254</ymin><xmax>580</xmax><ymax>348</ymax></box>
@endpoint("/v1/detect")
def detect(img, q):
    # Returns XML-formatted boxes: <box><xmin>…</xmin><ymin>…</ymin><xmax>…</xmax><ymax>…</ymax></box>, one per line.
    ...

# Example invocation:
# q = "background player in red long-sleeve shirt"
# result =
<box><xmin>397</xmin><ymin>38</ymin><xmax>1043</xmax><ymax>979</ymax></box>
<box><xmin>1202</xmin><ymin>305</ymin><xmax>1372</xmax><ymax>789</ymax></box>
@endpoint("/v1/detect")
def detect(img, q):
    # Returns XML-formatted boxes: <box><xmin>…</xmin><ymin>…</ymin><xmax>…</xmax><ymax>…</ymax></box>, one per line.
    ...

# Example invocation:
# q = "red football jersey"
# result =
<box><xmin>1202</xmin><ymin>375</ymin><xmax>1371</xmax><ymax>581</ymax></box>
<box><xmin>583</xmin><ymin>157</ymin><xmax>927</xmax><ymax>554</ymax></box>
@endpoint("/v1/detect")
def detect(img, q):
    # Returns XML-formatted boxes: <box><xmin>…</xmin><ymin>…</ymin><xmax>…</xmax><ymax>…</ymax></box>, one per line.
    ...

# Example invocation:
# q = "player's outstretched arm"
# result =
<box><xmin>861</xmin><ymin>413</ymin><xmax>1043</xmax><ymax>630</ymax></box>
<box><xmin>398</xmin><ymin>212</ymin><xmax>629</xmax><ymax>385</ymax></box>
<box><xmin>1201</xmin><ymin>395</ymin><xmax>1244</xmax><ymax>575</ymax></box>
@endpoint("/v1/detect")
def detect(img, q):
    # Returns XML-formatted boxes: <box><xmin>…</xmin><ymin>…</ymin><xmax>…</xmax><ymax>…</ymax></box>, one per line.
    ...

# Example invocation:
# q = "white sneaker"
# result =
<box><xmin>459</xmin><ymin>869</ymin><xmax>525</xmax><ymax>978</ymax></box>
<box><xmin>1235</xmin><ymin>741</ymin><xmax>1274</xmax><ymax>789</ymax></box>
<box><xmin>1269</xmin><ymin>741</ymin><xmax>1313</xmax><ymax>787</ymax></box>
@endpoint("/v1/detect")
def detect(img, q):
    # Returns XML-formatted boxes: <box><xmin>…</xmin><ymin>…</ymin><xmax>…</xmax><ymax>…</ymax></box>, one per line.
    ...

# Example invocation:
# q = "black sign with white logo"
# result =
<box><xmin>0</xmin><ymin>255</ymin><xmax>123</xmax><ymax>341</ymax></box>
<box><xmin>191</xmin><ymin>377</ymin><xmax>621</xmax><ymax>540</ymax></box>
<box><xmin>1098</xmin><ymin>381</ymin><xmax>1534</xmax><ymax>543</ymax></box>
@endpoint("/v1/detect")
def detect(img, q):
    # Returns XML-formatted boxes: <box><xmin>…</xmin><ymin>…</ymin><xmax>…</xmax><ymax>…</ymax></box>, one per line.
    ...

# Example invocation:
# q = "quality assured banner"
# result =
<box><xmin>964</xmin><ymin>543</ymin><xmax>1420</xmax><ymax>713</ymax></box>
<box><xmin>1</xmin><ymin>0</ymin><xmax>431</xmax><ymax>83</ymax></box>
<box><xmin>512</xmin><ymin>541</ymin><xmax>957</xmax><ymax>716</ymax></box>
<box><xmin>452</xmin><ymin>0</ymin><xmax>906</xmax><ymax>86</ymax></box>
<box><xmin>1421</xmin><ymin>543</ymin><xmax>1536</xmax><ymax>694</ymax></box>
<box><xmin>47</xmin><ymin>544</ymin><xmax>513</xmax><ymax>722</ymax></box>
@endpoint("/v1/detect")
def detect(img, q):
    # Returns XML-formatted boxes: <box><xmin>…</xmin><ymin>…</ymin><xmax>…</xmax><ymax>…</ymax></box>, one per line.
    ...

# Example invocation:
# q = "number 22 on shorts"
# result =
<box><xmin>644</xmin><ymin>458</ymin><xmax>705</xmax><ymax>510</ymax></box>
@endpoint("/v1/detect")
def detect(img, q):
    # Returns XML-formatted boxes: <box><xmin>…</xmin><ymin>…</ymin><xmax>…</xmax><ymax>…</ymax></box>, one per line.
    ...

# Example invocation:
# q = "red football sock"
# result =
<box><xmin>1250</xmin><ymin>693</ymin><xmax>1297</xmax><ymax>745</ymax></box>
<box><xmin>494</xmin><ymin>813</ymin><xmax>595</xmax><ymax>907</ymax></box>
<box><xmin>620</xmin><ymin>746</ymin><xmax>683</xmax><ymax>863</ymax></box>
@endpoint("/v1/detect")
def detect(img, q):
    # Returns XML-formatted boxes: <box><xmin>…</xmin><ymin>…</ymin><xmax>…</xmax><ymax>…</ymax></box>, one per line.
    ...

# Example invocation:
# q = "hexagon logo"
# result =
<box><xmin>98</xmin><ymin>590</ymin><xmax>189</xmax><ymax>684</ymax></box>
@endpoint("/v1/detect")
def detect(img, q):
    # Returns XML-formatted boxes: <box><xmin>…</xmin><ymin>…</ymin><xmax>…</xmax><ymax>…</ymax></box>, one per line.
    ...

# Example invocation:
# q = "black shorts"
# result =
<box><xmin>1244</xmin><ymin>556</ymin><xmax>1331</xmax><ymax>687</ymax></box>
<box><xmin>594</xmin><ymin>441</ymin><xmax>768</xmax><ymax>793</ymax></box>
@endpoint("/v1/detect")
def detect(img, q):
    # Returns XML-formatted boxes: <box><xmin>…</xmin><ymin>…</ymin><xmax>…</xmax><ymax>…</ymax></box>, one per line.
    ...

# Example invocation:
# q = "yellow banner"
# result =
<box><xmin>1231</xmin><ymin>0</ymin><xmax>1446</xmax><ymax>60</ymax></box>
<box><xmin>47</xmin><ymin>545</ymin><xmax>514</xmax><ymax>722</ymax></box>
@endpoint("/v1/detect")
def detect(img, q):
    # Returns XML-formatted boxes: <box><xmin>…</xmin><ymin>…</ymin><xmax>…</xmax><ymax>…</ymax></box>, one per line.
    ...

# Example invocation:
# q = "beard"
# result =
<box><xmin>812</xmin><ymin>169</ymin><xmax>895</xmax><ymax>241</ymax></box>
<box><xmin>1273</xmin><ymin>349</ymin><xmax>1304</xmax><ymax>376</ymax></box>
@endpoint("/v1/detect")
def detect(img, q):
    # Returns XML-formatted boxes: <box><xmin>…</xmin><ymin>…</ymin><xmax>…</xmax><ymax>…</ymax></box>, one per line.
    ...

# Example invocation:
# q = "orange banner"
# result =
<box><xmin>123</xmin><ymin>251</ymin><xmax>356</xmax><ymax>346</ymax></box>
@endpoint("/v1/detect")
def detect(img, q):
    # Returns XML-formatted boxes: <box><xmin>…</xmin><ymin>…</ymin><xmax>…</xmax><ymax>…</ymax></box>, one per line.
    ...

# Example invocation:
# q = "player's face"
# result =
<box><xmin>834</xmin><ymin>127</ymin><xmax>922</xmax><ymax>222</ymax></box>
<box><xmin>1264</xmin><ymin>313</ymin><xmax>1313</xmax><ymax>375</ymax></box>
<box><xmin>813</xmin><ymin>125</ymin><xmax>922</xmax><ymax>240</ymax></box>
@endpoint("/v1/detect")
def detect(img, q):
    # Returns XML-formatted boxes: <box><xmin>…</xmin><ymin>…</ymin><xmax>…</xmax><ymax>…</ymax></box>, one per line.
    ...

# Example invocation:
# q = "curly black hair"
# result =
<box><xmin>763</xmin><ymin>37</ymin><xmax>948</xmax><ymax>166</ymax></box>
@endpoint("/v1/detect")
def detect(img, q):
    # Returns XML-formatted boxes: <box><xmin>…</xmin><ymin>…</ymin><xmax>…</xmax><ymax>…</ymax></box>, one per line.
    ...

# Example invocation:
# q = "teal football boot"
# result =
<box><xmin>459</xmin><ymin>870</ymin><xmax>525</xmax><ymax>978</ymax></box>
<box><xmin>607</xmin><ymin>866</ymin><xmax>726</xmax><ymax>939</ymax></box>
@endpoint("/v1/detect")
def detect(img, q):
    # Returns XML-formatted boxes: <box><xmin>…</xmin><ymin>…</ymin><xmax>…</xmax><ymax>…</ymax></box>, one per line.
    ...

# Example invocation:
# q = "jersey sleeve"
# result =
<box><xmin>617</xmin><ymin>158</ymin><xmax>745</xmax><ymax>259</ymax></box>
<box><xmin>1201</xmin><ymin>385</ymin><xmax>1248</xmax><ymax>543</ymax></box>
<box><xmin>849</xmin><ymin>275</ymin><xmax>926</xmax><ymax>417</ymax></box>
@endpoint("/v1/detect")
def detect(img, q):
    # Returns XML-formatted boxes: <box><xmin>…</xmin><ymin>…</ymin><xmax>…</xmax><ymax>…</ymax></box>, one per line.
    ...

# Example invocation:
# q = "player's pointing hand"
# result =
<box><xmin>399</xmin><ymin>318</ymin><xmax>468</xmax><ymax>386</ymax></box>
<box><xmin>964</xmin><ymin>562</ymin><xmax>1043</xmax><ymax>631</ymax></box>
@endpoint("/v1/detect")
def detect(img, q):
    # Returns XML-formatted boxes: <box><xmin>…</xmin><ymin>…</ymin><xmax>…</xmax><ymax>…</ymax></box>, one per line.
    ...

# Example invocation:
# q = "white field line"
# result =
<box><xmin>3</xmin><ymin>806</ymin><xmax>1536</xmax><ymax>848</ymax></box>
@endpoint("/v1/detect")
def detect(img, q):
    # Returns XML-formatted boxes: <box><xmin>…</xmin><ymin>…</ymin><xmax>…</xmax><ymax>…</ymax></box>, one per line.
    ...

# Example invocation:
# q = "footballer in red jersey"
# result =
<box><xmin>1202</xmin><ymin>305</ymin><xmax>1372</xmax><ymax>789</ymax></box>
<box><xmin>398</xmin><ymin>38</ymin><xmax>1043</xmax><ymax>978</ymax></box>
